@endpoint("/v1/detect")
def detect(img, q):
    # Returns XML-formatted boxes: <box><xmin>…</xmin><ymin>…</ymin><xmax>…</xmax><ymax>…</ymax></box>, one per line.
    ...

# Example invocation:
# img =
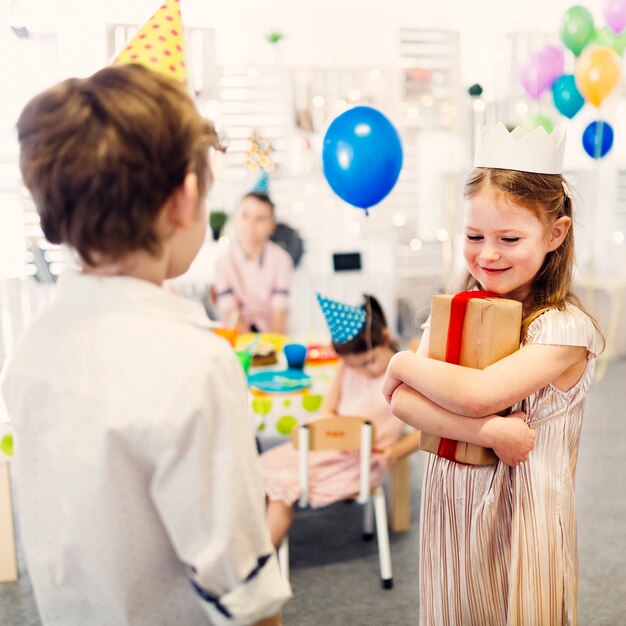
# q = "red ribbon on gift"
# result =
<box><xmin>436</xmin><ymin>290</ymin><xmax>497</xmax><ymax>463</ymax></box>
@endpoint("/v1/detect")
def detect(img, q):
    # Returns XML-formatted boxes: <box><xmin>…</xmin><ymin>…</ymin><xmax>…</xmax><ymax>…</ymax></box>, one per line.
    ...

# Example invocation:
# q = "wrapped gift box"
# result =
<box><xmin>419</xmin><ymin>293</ymin><xmax>522</xmax><ymax>465</ymax></box>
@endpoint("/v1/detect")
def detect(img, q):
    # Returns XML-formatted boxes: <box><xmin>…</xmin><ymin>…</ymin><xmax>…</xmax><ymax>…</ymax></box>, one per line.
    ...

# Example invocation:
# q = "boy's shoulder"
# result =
<box><xmin>3</xmin><ymin>275</ymin><xmax>238</xmax><ymax>419</ymax></box>
<box><xmin>8</xmin><ymin>273</ymin><xmax>225</xmax><ymax>368</ymax></box>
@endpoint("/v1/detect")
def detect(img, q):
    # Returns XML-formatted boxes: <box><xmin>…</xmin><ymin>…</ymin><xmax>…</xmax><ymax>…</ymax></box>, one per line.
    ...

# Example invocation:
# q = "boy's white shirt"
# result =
<box><xmin>0</xmin><ymin>271</ymin><xmax>291</xmax><ymax>626</ymax></box>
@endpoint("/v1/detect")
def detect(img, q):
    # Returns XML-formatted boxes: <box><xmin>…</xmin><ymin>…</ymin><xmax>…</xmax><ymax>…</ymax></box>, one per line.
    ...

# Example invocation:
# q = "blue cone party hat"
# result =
<box><xmin>317</xmin><ymin>293</ymin><xmax>367</xmax><ymax>344</ymax></box>
<box><xmin>251</xmin><ymin>171</ymin><xmax>270</xmax><ymax>195</ymax></box>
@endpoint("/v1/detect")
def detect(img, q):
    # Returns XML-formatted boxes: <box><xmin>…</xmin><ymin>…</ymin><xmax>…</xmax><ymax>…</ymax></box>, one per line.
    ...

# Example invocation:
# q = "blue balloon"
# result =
<box><xmin>551</xmin><ymin>74</ymin><xmax>585</xmax><ymax>119</ymax></box>
<box><xmin>582</xmin><ymin>120</ymin><xmax>614</xmax><ymax>159</ymax></box>
<box><xmin>322</xmin><ymin>106</ymin><xmax>403</xmax><ymax>211</ymax></box>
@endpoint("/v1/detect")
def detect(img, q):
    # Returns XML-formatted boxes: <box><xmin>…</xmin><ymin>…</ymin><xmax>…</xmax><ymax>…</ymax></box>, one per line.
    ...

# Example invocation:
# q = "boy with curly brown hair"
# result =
<box><xmin>1</xmin><ymin>63</ymin><xmax>290</xmax><ymax>626</ymax></box>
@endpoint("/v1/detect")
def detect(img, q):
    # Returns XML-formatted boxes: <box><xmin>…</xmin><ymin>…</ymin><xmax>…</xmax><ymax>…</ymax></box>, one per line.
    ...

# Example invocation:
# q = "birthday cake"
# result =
<box><xmin>251</xmin><ymin>342</ymin><xmax>278</xmax><ymax>366</ymax></box>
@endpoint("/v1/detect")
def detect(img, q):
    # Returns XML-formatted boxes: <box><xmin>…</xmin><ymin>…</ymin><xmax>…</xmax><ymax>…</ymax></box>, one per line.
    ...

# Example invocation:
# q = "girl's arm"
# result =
<box><xmin>390</xmin><ymin>383</ymin><xmax>535</xmax><ymax>467</ymax></box>
<box><xmin>318</xmin><ymin>361</ymin><xmax>345</xmax><ymax>416</ymax></box>
<box><xmin>384</xmin><ymin>342</ymin><xmax>588</xmax><ymax>417</ymax></box>
<box><xmin>381</xmin><ymin>430</ymin><xmax>422</xmax><ymax>467</ymax></box>
<box><xmin>391</xmin><ymin>430</ymin><xmax>422</xmax><ymax>458</ymax></box>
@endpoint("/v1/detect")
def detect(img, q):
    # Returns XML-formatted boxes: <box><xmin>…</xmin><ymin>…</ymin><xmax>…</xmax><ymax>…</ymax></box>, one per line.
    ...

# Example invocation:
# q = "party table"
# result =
<box><xmin>233</xmin><ymin>333</ymin><xmax>338</xmax><ymax>438</ymax></box>
<box><xmin>240</xmin><ymin>336</ymin><xmax>411</xmax><ymax>532</ymax></box>
<box><xmin>248</xmin><ymin>361</ymin><xmax>337</xmax><ymax>438</ymax></box>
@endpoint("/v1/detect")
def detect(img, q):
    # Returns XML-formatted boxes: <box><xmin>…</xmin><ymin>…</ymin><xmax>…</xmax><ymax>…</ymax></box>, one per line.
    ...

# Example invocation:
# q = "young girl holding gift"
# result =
<box><xmin>383</xmin><ymin>123</ymin><xmax>602</xmax><ymax>626</ymax></box>
<box><xmin>260</xmin><ymin>294</ymin><xmax>419</xmax><ymax>549</ymax></box>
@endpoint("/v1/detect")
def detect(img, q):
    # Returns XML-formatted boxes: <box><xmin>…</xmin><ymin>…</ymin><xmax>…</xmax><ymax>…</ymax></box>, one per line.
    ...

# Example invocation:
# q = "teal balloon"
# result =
<box><xmin>582</xmin><ymin>120</ymin><xmax>614</xmax><ymax>158</ymax></box>
<box><xmin>560</xmin><ymin>5</ymin><xmax>596</xmax><ymax>56</ymax></box>
<box><xmin>552</xmin><ymin>74</ymin><xmax>585</xmax><ymax>119</ymax></box>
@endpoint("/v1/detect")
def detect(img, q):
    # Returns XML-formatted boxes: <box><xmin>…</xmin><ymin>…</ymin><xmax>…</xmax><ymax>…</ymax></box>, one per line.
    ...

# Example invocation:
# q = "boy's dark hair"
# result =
<box><xmin>333</xmin><ymin>294</ymin><xmax>397</xmax><ymax>355</ymax></box>
<box><xmin>17</xmin><ymin>63</ymin><xmax>219</xmax><ymax>265</ymax></box>
<box><xmin>241</xmin><ymin>192</ymin><xmax>275</xmax><ymax>217</ymax></box>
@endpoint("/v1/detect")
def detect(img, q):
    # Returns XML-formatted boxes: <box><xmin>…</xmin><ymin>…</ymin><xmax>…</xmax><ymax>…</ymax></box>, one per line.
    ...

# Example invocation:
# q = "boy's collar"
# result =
<box><xmin>57</xmin><ymin>272</ymin><xmax>218</xmax><ymax>330</ymax></box>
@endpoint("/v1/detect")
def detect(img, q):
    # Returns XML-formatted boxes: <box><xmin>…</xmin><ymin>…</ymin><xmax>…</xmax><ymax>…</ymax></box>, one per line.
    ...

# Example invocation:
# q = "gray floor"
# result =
<box><xmin>2</xmin><ymin>359</ymin><xmax>625</xmax><ymax>625</ymax></box>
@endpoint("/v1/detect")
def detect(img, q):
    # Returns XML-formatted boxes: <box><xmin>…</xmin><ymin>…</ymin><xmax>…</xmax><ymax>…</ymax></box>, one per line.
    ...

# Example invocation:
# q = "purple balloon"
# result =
<box><xmin>604</xmin><ymin>0</ymin><xmax>626</xmax><ymax>34</ymax></box>
<box><xmin>541</xmin><ymin>45</ymin><xmax>565</xmax><ymax>69</ymax></box>
<box><xmin>520</xmin><ymin>45</ymin><xmax>565</xmax><ymax>99</ymax></box>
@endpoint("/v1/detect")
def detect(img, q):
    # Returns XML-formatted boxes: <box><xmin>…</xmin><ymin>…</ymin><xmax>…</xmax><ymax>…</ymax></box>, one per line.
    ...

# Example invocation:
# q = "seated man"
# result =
<box><xmin>214</xmin><ymin>187</ymin><xmax>293</xmax><ymax>334</ymax></box>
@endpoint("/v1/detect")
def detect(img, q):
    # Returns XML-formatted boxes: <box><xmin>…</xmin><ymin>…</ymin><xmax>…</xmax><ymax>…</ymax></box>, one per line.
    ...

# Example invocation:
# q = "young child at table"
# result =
<box><xmin>260</xmin><ymin>293</ymin><xmax>420</xmax><ymax>548</ymax></box>
<box><xmin>214</xmin><ymin>177</ymin><xmax>293</xmax><ymax>335</ymax></box>
<box><xmin>1</xmin><ymin>62</ymin><xmax>290</xmax><ymax>626</ymax></box>
<box><xmin>383</xmin><ymin>123</ymin><xmax>603</xmax><ymax>625</ymax></box>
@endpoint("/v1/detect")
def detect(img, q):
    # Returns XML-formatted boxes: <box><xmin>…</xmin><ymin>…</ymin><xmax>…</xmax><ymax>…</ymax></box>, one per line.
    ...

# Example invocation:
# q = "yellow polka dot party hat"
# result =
<box><xmin>113</xmin><ymin>0</ymin><xmax>187</xmax><ymax>84</ymax></box>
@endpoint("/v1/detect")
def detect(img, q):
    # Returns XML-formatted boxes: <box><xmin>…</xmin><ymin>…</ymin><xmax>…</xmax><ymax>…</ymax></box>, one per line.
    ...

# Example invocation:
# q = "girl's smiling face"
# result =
<box><xmin>464</xmin><ymin>184</ymin><xmax>570</xmax><ymax>304</ymax></box>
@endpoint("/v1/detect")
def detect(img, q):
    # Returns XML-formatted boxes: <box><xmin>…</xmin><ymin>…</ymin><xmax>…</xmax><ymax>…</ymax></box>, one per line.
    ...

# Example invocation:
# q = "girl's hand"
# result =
<box><xmin>381</xmin><ymin>446</ymin><xmax>400</xmax><ymax>468</ymax></box>
<box><xmin>485</xmin><ymin>412</ymin><xmax>535</xmax><ymax>467</ymax></box>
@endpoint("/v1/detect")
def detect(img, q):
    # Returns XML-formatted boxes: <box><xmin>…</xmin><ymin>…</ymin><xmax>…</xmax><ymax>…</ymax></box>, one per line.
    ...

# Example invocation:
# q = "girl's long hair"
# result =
<box><xmin>463</xmin><ymin>168</ymin><xmax>603</xmax><ymax>344</ymax></box>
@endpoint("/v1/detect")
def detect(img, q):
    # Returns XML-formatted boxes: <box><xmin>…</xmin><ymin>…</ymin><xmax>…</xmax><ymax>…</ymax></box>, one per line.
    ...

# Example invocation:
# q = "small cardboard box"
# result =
<box><xmin>419</xmin><ymin>295</ymin><xmax>522</xmax><ymax>465</ymax></box>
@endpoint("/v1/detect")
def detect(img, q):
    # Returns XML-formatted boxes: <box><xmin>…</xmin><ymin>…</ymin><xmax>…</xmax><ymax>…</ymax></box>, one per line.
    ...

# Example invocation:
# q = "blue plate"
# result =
<box><xmin>247</xmin><ymin>368</ymin><xmax>312</xmax><ymax>393</ymax></box>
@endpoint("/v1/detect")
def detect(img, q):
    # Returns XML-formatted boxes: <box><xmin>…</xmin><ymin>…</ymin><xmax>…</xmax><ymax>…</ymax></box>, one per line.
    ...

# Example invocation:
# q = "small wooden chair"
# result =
<box><xmin>277</xmin><ymin>415</ymin><xmax>393</xmax><ymax>589</ymax></box>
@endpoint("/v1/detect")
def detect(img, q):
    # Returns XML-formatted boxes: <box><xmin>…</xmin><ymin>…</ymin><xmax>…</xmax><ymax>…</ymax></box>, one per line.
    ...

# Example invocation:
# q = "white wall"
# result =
<box><xmin>4</xmin><ymin>0</ymin><xmax>624</xmax><ymax>293</ymax></box>
<box><xmin>7</xmin><ymin>0</ymin><xmax>607</xmax><ymax>82</ymax></box>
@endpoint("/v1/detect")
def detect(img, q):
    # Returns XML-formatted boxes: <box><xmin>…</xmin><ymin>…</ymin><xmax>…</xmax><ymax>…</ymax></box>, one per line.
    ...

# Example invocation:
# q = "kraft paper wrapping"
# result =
<box><xmin>419</xmin><ymin>294</ymin><xmax>522</xmax><ymax>465</ymax></box>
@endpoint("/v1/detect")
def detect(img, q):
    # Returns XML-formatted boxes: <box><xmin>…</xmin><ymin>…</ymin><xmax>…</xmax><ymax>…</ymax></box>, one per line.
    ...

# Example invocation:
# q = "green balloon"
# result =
<box><xmin>592</xmin><ymin>26</ymin><xmax>626</xmax><ymax>55</ymax></box>
<box><xmin>525</xmin><ymin>114</ymin><xmax>555</xmax><ymax>134</ymax></box>
<box><xmin>560</xmin><ymin>5</ymin><xmax>595</xmax><ymax>56</ymax></box>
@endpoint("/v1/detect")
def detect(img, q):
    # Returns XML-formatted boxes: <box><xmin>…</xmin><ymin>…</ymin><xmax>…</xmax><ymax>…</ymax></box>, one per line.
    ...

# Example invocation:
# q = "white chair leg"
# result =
<box><xmin>372</xmin><ymin>487</ymin><xmax>393</xmax><ymax>589</ymax></box>
<box><xmin>277</xmin><ymin>536</ymin><xmax>289</xmax><ymax>581</ymax></box>
<box><xmin>362</xmin><ymin>498</ymin><xmax>374</xmax><ymax>540</ymax></box>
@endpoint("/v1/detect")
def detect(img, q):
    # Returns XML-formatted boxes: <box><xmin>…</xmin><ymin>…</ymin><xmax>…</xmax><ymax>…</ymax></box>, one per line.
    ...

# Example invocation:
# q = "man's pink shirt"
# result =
<box><xmin>214</xmin><ymin>240</ymin><xmax>293</xmax><ymax>331</ymax></box>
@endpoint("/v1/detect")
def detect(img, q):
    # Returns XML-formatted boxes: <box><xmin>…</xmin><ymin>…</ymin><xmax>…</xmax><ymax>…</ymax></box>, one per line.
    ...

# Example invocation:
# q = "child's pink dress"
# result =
<box><xmin>419</xmin><ymin>305</ymin><xmax>600</xmax><ymax>626</ymax></box>
<box><xmin>260</xmin><ymin>366</ymin><xmax>404</xmax><ymax>508</ymax></box>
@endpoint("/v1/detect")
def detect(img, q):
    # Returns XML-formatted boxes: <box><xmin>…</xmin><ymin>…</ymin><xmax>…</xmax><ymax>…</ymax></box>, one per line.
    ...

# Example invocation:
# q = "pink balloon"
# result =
<box><xmin>520</xmin><ymin>46</ymin><xmax>565</xmax><ymax>99</ymax></box>
<box><xmin>540</xmin><ymin>45</ymin><xmax>565</xmax><ymax>70</ymax></box>
<box><xmin>604</xmin><ymin>0</ymin><xmax>626</xmax><ymax>34</ymax></box>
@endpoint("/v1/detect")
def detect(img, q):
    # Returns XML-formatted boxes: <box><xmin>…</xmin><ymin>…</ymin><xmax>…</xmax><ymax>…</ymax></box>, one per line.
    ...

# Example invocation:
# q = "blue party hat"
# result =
<box><xmin>317</xmin><ymin>293</ymin><xmax>367</xmax><ymax>344</ymax></box>
<box><xmin>251</xmin><ymin>171</ymin><xmax>270</xmax><ymax>195</ymax></box>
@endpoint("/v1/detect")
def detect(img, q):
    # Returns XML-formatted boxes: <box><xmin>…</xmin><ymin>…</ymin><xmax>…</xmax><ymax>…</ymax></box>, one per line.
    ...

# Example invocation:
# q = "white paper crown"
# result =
<box><xmin>474</xmin><ymin>122</ymin><xmax>566</xmax><ymax>175</ymax></box>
